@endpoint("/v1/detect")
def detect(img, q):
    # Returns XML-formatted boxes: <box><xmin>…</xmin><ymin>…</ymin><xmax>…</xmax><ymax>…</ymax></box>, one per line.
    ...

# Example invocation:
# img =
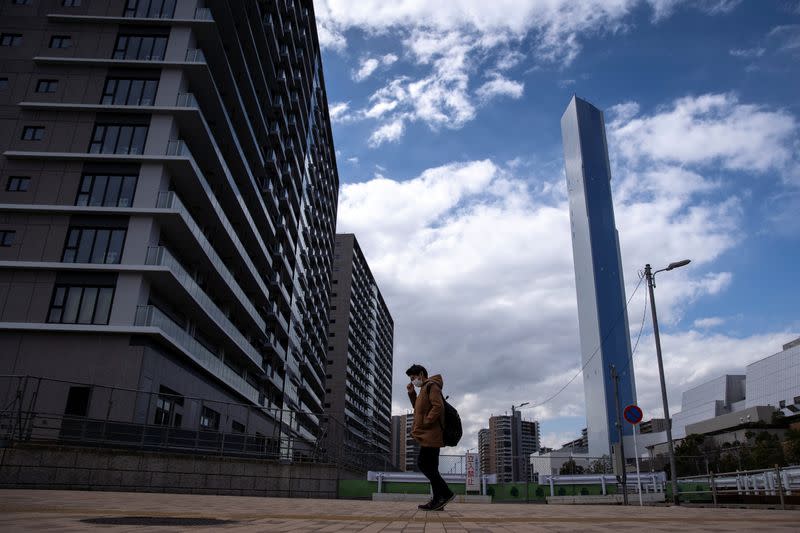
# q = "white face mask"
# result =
<box><xmin>412</xmin><ymin>378</ymin><xmax>424</xmax><ymax>388</ymax></box>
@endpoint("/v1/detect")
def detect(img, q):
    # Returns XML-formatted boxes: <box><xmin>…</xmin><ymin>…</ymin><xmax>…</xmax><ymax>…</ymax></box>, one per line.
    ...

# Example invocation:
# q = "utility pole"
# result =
<box><xmin>611</xmin><ymin>364</ymin><xmax>628</xmax><ymax>505</ymax></box>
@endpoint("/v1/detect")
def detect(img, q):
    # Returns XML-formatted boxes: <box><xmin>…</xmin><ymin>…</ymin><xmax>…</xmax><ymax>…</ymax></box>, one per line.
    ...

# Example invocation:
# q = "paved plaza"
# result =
<box><xmin>1</xmin><ymin>490</ymin><xmax>799</xmax><ymax>532</ymax></box>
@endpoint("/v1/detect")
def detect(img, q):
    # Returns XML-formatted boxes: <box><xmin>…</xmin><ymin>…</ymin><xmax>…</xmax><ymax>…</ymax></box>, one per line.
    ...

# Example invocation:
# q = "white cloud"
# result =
<box><xmin>729</xmin><ymin>47</ymin><xmax>766</xmax><ymax>58</ymax></box>
<box><xmin>693</xmin><ymin>317</ymin><xmax>725</xmax><ymax>328</ymax></box>
<box><xmin>476</xmin><ymin>75</ymin><xmax>525</xmax><ymax>101</ymax></box>
<box><xmin>647</xmin><ymin>0</ymin><xmax>742</xmax><ymax>20</ymax></box>
<box><xmin>346</xmin><ymin>157</ymin><xmax>359</xmax><ymax>165</ymax></box>
<box><xmin>328</xmin><ymin>101</ymin><xmax>351</xmax><ymax>123</ymax></box>
<box><xmin>496</xmin><ymin>50</ymin><xmax>526</xmax><ymax>71</ymax></box>
<box><xmin>353</xmin><ymin>58</ymin><xmax>380</xmax><ymax>82</ymax></box>
<box><xmin>609</xmin><ymin>93</ymin><xmax>799</xmax><ymax>181</ymax></box>
<box><xmin>337</xmin><ymin>93</ymin><xmax>799</xmax><ymax>451</ymax></box>
<box><xmin>368</xmin><ymin>118</ymin><xmax>406</xmax><ymax>147</ymax></box>
<box><xmin>352</xmin><ymin>53</ymin><xmax>399</xmax><ymax>82</ymax></box>
<box><xmin>768</xmin><ymin>25</ymin><xmax>800</xmax><ymax>53</ymax></box>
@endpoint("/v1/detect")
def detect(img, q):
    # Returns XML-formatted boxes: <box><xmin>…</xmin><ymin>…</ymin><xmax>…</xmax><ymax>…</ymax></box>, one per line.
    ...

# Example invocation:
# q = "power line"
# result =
<box><xmin>522</xmin><ymin>273</ymin><xmax>646</xmax><ymax>411</ymax></box>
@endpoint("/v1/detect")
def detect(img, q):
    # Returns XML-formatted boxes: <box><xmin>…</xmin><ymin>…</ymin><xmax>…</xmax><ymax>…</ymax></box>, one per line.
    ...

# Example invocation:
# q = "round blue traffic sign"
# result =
<box><xmin>623</xmin><ymin>404</ymin><xmax>643</xmax><ymax>425</ymax></box>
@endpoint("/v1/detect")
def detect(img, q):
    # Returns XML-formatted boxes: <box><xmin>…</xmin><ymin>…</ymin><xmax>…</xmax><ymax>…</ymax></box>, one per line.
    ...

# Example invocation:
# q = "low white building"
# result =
<box><xmin>530</xmin><ymin>449</ymin><xmax>593</xmax><ymax>481</ymax></box>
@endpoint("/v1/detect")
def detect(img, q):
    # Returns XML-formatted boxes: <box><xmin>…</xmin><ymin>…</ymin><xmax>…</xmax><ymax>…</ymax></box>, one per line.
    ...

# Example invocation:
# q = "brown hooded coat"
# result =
<box><xmin>407</xmin><ymin>374</ymin><xmax>445</xmax><ymax>448</ymax></box>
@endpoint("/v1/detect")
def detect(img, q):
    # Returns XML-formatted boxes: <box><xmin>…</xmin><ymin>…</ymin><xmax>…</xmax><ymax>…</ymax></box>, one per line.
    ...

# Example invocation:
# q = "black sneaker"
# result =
<box><xmin>431</xmin><ymin>492</ymin><xmax>456</xmax><ymax>511</ymax></box>
<box><xmin>418</xmin><ymin>498</ymin><xmax>435</xmax><ymax>511</ymax></box>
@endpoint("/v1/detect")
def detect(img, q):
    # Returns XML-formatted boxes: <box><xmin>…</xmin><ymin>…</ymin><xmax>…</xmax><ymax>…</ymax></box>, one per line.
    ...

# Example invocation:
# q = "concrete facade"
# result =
<box><xmin>0</xmin><ymin>0</ymin><xmax>339</xmax><ymax>457</ymax></box>
<box><xmin>0</xmin><ymin>442</ymin><xmax>352</xmax><ymax>498</ymax></box>
<box><xmin>561</xmin><ymin>96</ymin><xmax>636</xmax><ymax>457</ymax></box>
<box><xmin>324</xmin><ymin>234</ymin><xmax>394</xmax><ymax>469</ymax></box>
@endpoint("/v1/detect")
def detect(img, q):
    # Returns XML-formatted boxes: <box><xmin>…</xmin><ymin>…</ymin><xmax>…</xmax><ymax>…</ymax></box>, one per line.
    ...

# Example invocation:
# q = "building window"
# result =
<box><xmin>49</xmin><ymin>35</ymin><xmax>73</xmax><ymax>49</ymax></box>
<box><xmin>0</xmin><ymin>34</ymin><xmax>23</xmax><ymax>47</ymax></box>
<box><xmin>101</xmin><ymin>78</ymin><xmax>158</xmax><ymax>106</ymax></box>
<box><xmin>62</xmin><ymin>227</ymin><xmax>126</xmax><ymax>264</ymax></box>
<box><xmin>63</xmin><ymin>0</ymin><xmax>82</xmax><ymax>6</ymax></box>
<box><xmin>21</xmin><ymin>126</ymin><xmax>44</xmax><ymax>140</ymax></box>
<box><xmin>36</xmin><ymin>79</ymin><xmax>58</xmax><ymax>93</ymax></box>
<box><xmin>123</xmin><ymin>0</ymin><xmax>177</xmax><ymax>18</ymax></box>
<box><xmin>112</xmin><ymin>34</ymin><xmax>168</xmax><ymax>60</ymax></box>
<box><xmin>64</xmin><ymin>386</ymin><xmax>91</xmax><ymax>416</ymax></box>
<box><xmin>154</xmin><ymin>386</ymin><xmax>183</xmax><ymax>427</ymax></box>
<box><xmin>199</xmin><ymin>406</ymin><xmax>220</xmax><ymax>430</ymax></box>
<box><xmin>75</xmin><ymin>174</ymin><xmax>137</xmax><ymax>207</ymax></box>
<box><xmin>88</xmin><ymin>124</ymin><xmax>148</xmax><ymax>154</ymax></box>
<box><xmin>0</xmin><ymin>78</ymin><xmax>8</xmax><ymax>90</ymax></box>
<box><xmin>47</xmin><ymin>285</ymin><xmax>115</xmax><ymax>324</ymax></box>
<box><xmin>6</xmin><ymin>176</ymin><xmax>30</xmax><ymax>192</ymax></box>
<box><xmin>0</xmin><ymin>230</ymin><xmax>16</xmax><ymax>247</ymax></box>
<box><xmin>12</xmin><ymin>0</ymin><xmax>32</xmax><ymax>5</ymax></box>
<box><xmin>231</xmin><ymin>420</ymin><xmax>245</xmax><ymax>434</ymax></box>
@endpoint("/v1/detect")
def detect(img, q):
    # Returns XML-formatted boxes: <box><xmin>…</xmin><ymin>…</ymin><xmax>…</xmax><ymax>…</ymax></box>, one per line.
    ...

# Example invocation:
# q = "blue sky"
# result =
<box><xmin>315</xmin><ymin>0</ymin><xmax>800</xmax><ymax>450</ymax></box>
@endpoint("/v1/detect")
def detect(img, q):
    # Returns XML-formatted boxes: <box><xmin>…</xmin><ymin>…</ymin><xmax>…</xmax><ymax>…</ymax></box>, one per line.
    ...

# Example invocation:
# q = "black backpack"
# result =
<box><xmin>427</xmin><ymin>382</ymin><xmax>463</xmax><ymax>447</ymax></box>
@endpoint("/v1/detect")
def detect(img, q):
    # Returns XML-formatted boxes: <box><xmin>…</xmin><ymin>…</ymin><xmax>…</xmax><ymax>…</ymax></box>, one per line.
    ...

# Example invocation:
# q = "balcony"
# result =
<box><xmin>135</xmin><ymin>305</ymin><xmax>262</xmax><ymax>406</ymax></box>
<box><xmin>155</xmin><ymin>191</ymin><xmax>266</xmax><ymax>334</ymax></box>
<box><xmin>145</xmin><ymin>246</ymin><xmax>264</xmax><ymax>373</ymax></box>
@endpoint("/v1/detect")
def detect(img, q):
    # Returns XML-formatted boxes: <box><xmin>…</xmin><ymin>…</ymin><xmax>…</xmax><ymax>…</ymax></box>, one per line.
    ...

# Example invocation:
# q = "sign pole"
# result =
<box><xmin>633</xmin><ymin>424</ymin><xmax>643</xmax><ymax>506</ymax></box>
<box><xmin>622</xmin><ymin>403</ymin><xmax>644</xmax><ymax>507</ymax></box>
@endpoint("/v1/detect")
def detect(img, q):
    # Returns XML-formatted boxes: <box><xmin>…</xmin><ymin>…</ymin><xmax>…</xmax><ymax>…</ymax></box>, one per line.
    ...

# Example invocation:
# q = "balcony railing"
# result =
<box><xmin>194</xmin><ymin>7</ymin><xmax>213</xmax><ymax>21</ymax></box>
<box><xmin>166</xmin><ymin>139</ymin><xmax>192</xmax><ymax>157</ymax></box>
<box><xmin>175</xmin><ymin>92</ymin><xmax>199</xmax><ymax>108</ymax></box>
<box><xmin>156</xmin><ymin>191</ymin><xmax>266</xmax><ymax>334</ymax></box>
<box><xmin>135</xmin><ymin>305</ymin><xmax>261</xmax><ymax>406</ymax></box>
<box><xmin>144</xmin><ymin>246</ymin><xmax>264</xmax><ymax>371</ymax></box>
<box><xmin>185</xmin><ymin>48</ymin><xmax>206</xmax><ymax>63</ymax></box>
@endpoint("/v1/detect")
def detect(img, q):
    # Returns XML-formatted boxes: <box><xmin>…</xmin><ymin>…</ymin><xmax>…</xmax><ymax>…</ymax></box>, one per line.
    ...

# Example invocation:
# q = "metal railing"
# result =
<box><xmin>156</xmin><ymin>191</ymin><xmax>268</xmax><ymax>337</ymax></box>
<box><xmin>677</xmin><ymin>466</ymin><xmax>800</xmax><ymax>508</ymax></box>
<box><xmin>134</xmin><ymin>305</ymin><xmax>262</xmax><ymax>406</ymax></box>
<box><xmin>0</xmin><ymin>375</ymin><xmax>394</xmax><ymax>473</ymax></box>
<box><xmin>144</xmin><ymin>246</ymin><xmax>264</xmax><ymax>371</ymax></box>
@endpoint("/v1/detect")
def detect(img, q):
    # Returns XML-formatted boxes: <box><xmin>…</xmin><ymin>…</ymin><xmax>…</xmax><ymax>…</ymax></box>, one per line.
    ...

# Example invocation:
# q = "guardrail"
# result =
<box><xmin>0</xmin><ymin>374</ymin><xmax>394</xmax><ymax>473</ymax></box>
<box><xmin>678</xmin><ymin>466</ymin><xmax>800</xmax><ymax>509</ymax></box>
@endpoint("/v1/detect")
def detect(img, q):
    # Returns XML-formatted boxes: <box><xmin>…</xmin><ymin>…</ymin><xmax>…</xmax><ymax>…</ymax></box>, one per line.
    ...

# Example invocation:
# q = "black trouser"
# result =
<box><xmin>417</xmin><ymin>446</ymin><xmax>452</xmax><ymax>501</ymax></box>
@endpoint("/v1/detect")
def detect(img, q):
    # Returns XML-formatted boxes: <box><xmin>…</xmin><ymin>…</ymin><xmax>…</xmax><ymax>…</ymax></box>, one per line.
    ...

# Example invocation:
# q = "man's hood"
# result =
<box><xmin>426</xmin><ymin>374</ymin><xmax>443</xmax><ymax>388</ymax></box>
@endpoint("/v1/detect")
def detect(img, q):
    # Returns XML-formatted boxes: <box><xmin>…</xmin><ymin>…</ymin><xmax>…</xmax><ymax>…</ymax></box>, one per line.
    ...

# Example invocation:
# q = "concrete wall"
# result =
<box><xmin>0</xmin><ymin>442</ymin><xmax>352</xmax><ymax>498</ymax></box>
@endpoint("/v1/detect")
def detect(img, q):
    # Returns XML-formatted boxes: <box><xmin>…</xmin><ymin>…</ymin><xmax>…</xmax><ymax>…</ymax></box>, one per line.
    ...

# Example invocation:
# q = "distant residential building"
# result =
<box><xmin>391</xmin><ymin>415</ymin><xmax>404</xmax><ymax>470</ymax></box>
<box><xmin>324</xmin><ymin>234</ymin><xmax>394</xmax><ymax>467</ymax></box>
<box><xmin>478</xmin><ymin>428</ymin><xmax>491</xmax><ymax>476</ymax></box>
<box><xmin>403</xmin><ymin>413</ymin><xmax>420</xmax><ymax>472</ymax></box>
<box><xmin>481</xmin><ymin>411</ymin><xmax>540</xmax><ymax>483</ymax></box>
<box><xmin>562</xmin><ymin>428</ymin><xmax>589</xmax><ymax>452</ymax></box>
<box><xmin>639</xmin><ymin>418</ymin><xmax>668</xmax><ymax>434</ymax></box>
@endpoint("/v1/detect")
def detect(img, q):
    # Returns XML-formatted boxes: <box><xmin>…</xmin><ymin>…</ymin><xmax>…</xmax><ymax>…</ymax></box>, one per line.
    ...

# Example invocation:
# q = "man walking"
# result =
<box><xmin>406</xmin><ymin>364</ymin><xmax>455</xmax><ymax>511</ymax></box>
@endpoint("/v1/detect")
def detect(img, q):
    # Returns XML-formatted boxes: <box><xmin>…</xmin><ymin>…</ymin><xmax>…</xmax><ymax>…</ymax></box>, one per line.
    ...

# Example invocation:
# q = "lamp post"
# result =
<box><xmin>644</xmin><ymin>259</ymin><xmax>690</xmax><ymax>505</ymax></box>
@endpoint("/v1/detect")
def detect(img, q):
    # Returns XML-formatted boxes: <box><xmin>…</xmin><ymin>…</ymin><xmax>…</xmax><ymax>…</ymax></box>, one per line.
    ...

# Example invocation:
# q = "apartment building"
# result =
<box><xmin>0</xmin><ymin>0</ymin><xmax>339</xmax><ymax>458</ymax></box>
<box><xmin>324</xmin><ymin>234</ymin><xmax>394</xmax><ymax>468</ymax></box>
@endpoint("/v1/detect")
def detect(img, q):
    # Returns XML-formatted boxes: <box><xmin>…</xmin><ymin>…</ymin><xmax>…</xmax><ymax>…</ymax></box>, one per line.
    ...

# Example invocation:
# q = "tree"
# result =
<box><xmin>674</xmin><ymin>434</ymin><xmax>706</xmax><ymax>477</ymax></box>
<box><xmin>785</xmin><ymin>428</ymin><xmax>800</xmax><ymax>465</ymax></box>
<box><xmin>587</xmin><ymin>455</ymin><xmax>612</xmax><ymax>474</ymax></box>
<box><xmin>559</xmin><ymin>458</ymin><xmax>585</xmax><ymax>475</ymax></box>
<box><xmin>748</xmin><ymin>432</ymin><xmax>785</xmax><ymax>469</ymax></box>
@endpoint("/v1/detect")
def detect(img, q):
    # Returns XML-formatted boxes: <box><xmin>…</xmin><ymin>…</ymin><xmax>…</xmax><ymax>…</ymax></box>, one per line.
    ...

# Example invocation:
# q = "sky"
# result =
<box><xmin>314</xmin><ymin>0</ymin><xmax>800</xmax><ymax>452</ymax></box>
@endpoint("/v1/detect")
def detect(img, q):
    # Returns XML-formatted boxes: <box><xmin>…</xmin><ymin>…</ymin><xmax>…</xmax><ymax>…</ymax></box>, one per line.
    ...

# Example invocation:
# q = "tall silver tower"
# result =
<box><xmin>561</xmin><ymin>96</ymin><xmax>636</xmax><ymax>457</ymax></box>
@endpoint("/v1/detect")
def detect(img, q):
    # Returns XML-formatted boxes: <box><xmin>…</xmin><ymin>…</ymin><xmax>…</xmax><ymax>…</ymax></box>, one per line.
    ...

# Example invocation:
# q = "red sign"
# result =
<box><xmin>623</xmin><ymin>404</ymin><xmax>643</xmax><ymax>425</ymax></box>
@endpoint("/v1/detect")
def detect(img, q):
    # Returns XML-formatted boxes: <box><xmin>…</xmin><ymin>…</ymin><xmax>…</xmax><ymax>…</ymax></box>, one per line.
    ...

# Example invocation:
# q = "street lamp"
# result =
<box><xmin>644</xmin><ymin>259</ymin><xmax>690</xmax><ymax>505</ymax></box>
